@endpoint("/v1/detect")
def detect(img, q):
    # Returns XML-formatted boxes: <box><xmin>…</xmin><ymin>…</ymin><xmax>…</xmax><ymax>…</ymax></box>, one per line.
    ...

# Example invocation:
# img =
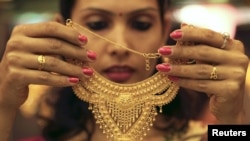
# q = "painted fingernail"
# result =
<box><xmin>156</xmin><ymin>64</ymin><xmax>171</xmax><ymax>72</ymax></box>
<box><xmin>68</xmin><ymin>77</ymin><xmax>79</xmax><ymax>83</ymax></box>
<box><xmin>170</xmin><ymin>30</ymin><xmax>183</xmax><ymax>39</ymax></box>
<box><xmin>168</xmin><ymin>76</ymin><xmax>179</xmax><ymax>82</ymax></box>
<box><xmin>87</xmin><ymin>50</ymin><xmax>97</xmax><ymax>61</ymax></box>
<box><xmin>82</xmin><ymin>67</ymin><xmax>94</xmax><ymax>76</ymax></box>
<box><xmin>158</xmin><ymin>47</ymin><xmax>172</xmax><ymax>55</ymax></box>
<box><xmin>78</xmin><ymin>34</ymin><xmax>88</xmax><ymax>44</ymax></box>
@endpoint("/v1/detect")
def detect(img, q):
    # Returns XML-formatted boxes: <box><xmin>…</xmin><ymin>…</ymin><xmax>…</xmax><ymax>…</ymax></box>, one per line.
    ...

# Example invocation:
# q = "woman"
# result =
<box><xmin>0</xmin><ymin>0</ymin><xmax>248</xmax><ymax>141</ymax></box>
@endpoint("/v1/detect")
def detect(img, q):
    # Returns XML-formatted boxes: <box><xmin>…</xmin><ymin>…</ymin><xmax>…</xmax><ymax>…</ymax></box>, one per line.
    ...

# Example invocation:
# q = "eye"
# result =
<box><xmin>86</xmin><ymin>21</ymin><xmax>108</xmax><ymax>31</ymax></box>
<box><xmin>131</xmin><ymin>21</ymin><xmax>152</xmax><ymax>31</ymax></box>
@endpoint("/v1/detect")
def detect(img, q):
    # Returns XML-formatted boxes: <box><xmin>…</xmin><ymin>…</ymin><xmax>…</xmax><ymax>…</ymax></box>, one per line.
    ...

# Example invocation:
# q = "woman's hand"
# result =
<box><xmin>157</xmin><ymin>24</ymin><xmax>249</xmax><ymax>124</ymax></box>
<box><xmin>0</xmin><ymin>21</ymin><xmax>95</xmax><ymax>109</ymax></box>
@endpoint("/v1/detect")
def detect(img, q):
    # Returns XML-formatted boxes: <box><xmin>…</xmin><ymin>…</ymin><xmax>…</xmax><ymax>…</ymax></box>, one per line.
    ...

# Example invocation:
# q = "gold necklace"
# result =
<box><xmin>66</xmin><ymin>19</ymin><xmax>180</xmax><ymax>141</ymax></box>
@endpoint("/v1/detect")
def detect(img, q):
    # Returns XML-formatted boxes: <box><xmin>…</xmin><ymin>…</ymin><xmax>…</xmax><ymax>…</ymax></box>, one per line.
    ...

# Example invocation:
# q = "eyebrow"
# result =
<box><xmin>80</xmin><ymin>8</ymin><xmax>114</xmax><ymax>15</ymax></box>
<box><xmin>80</xmin><ymin>7</ymin><xmax>158</xmax><ymax>16</ymax></box>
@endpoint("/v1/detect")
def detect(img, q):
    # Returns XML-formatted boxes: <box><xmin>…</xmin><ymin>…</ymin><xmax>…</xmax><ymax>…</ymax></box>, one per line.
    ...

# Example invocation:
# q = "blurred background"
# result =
<box><xmin>0</xmin><ymin>0</ymin><xmax>250</xmax><ymax>140</ymax></box>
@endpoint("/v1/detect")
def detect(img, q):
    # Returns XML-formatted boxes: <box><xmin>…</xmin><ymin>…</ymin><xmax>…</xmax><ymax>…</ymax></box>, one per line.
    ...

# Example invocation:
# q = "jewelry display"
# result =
<box><xmin>65</xmin><ymin>19</ymin><xmax>184</xmax><ymax>141</ymax></box>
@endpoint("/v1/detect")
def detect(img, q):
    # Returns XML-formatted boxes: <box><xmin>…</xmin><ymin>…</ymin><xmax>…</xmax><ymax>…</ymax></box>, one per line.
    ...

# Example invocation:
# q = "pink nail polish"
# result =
<box><xmin>87</xmin><ymin>50</ymin><xmax>97</xmax><ymax>61</ymax></box>
<box><xmin>156</xmin><ymin>64</ymin><xmax>171</xmax><ymax>72</ymax></box>
<box><xmin>168</xmin><ymin>76</ymin><xmax>179</xmax><ymax>82</ymax></box>
<box><xmin>78</xmin><ymin>34</ymin><xmax>88</xmax><ymax>44</ymax></box>
<box><xmin>82</xmin><ymin>68</ymin><xmax>94</xmax><ymax>76</ymax></box>
<box><xmin>158</xmin><ymin>47</ymin><xmax>172</xmax><ymax>55</ymax></box>
<box><xmin>170</xmin><ymin>30</ymin><xmax>183</xmax><ymax>39</ymax></box>
<box><xmin>69</xmin><ymin>77</ymin><xmax>79</xmax><ymax>83</ymax></box>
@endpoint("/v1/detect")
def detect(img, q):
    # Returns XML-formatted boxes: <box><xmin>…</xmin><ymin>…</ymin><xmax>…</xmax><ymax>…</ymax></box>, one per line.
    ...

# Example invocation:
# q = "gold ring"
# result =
<box><xmin>210</xmin><ymin>66</ymin><xmax>218</xmax><ymax>80</ymax></box>
<box><xmin>220</xmin><ymin>32</ymin><xmax>230</xmax><ymax>49</ymax></box>
<box><xmin>38</xmin><ymin>55</ymin><xmax>45</xmax><ymax>70</ymax></box>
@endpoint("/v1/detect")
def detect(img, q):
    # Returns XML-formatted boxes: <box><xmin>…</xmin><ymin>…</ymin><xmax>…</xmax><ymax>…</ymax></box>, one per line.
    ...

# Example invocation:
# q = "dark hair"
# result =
<box><xmin>42</xmin><ymin>0</ymin><xmax>208</xmax><ymax>140</ymax></box>
<box><xmin>42</xmin><ymin>87</ymin><xmax>94</xmax><ymax>141</ymax></box>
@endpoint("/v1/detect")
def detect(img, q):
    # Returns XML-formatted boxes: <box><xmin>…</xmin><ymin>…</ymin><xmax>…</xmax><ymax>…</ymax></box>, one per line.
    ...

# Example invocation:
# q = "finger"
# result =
<box><xmin>21</xmin><ymin>54</ymin><xmax>93</xmax><ymax>78</ymax></box>
<box><xmin>158</xmin><ymin>62</ymin><xmax>247</xmax><ymax>81</ymax></box>
<box><xmin>159</xmin><ymin>45</ymin><xmax>245</xmax><ymax>64</ymax></box>
<box><xmin>170</xmin><ymin>25</ymin><xmax>233</xmax><ymax>50</ymax></box>
<box><xmin>168</xmin><ymin>78</ymin><xmax>239</xmax><ymax>100</ymax></box>
<box><xmin>16</xmin><ymin>36</ymin><xmax>94</xmax><ymax>62</ymax></box>
<box><xmin>12</xmin><ymin>21</ymin><xmax>86</xmax><ymax>46</ymax></box>
<box><xmin>158</xmin><ymin>64</ymin><xmax>220</xmax><ymax>80</ymax></box>
<box><xmin>17</xmin><ymin>69</ymin><xmax>79</xmax><ymax>87</ymax></box>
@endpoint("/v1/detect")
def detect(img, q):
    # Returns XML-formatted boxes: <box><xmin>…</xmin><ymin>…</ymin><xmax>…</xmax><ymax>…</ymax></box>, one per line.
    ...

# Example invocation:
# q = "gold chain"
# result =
<box><xmin>66</xmin><ymin>19</ymin><xmax>161</xmax><ymax>71</ymax></box>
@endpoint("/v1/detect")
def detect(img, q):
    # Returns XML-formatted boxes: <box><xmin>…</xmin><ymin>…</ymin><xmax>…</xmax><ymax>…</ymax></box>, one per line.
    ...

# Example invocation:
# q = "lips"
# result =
<box><xmin>103</xmin><ymin>66</ymin><xmax>135</xmax><ymax>83</ymax></box>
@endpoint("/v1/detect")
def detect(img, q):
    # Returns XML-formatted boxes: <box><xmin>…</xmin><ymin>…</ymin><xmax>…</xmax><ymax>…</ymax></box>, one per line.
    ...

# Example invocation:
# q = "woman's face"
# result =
<box><xmin>71</xmin><ymin>0</ymin><xmax>168</xmax><ymax>84</ymax></box>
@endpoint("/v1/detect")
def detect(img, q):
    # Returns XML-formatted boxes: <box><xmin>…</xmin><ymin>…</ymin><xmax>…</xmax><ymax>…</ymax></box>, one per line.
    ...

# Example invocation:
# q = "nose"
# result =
<box><xmin>105</xmin><ymin>25</ymin><xmax>130</xmax><ymax>58</ymax></box>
